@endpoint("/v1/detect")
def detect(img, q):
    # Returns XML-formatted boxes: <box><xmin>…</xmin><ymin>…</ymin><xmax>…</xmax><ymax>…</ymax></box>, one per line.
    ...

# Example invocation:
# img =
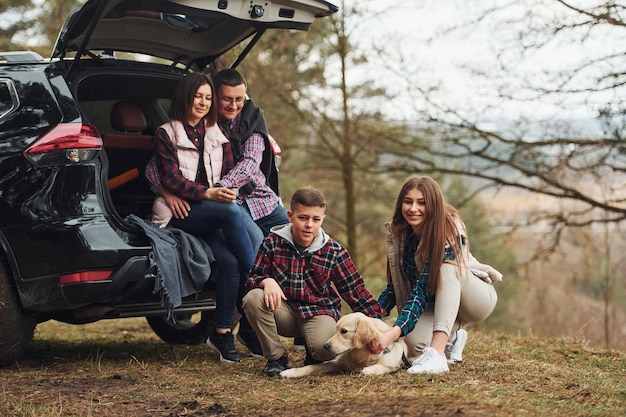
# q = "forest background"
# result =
<box><xmin>1</xmin><ymin>0</ymin><xmax>625</xmax><ymax>350</ymax></box>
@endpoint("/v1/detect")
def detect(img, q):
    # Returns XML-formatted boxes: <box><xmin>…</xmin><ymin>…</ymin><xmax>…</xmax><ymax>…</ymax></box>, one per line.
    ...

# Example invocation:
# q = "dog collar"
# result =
<box><xmin>401</xmin><ymin>352</ymin><xmax>412</xmax><ymax>369</ymax></box>
<box><xmin>383</xmin><ymin>341</ymin><xmax>412</xmax><ymax>369</ymax></box>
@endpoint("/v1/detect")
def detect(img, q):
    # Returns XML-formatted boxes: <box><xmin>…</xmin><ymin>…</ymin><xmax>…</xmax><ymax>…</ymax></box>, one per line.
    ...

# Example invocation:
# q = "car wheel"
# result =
<box><xmin>146</xmin><ymin>310</ymin><xmax>216</xmax><ymax>345</ymax></box>
<box><xmin>0</xmin><ymin>259</ymin><xmax>36</xmax><ymax>366</ymax></box>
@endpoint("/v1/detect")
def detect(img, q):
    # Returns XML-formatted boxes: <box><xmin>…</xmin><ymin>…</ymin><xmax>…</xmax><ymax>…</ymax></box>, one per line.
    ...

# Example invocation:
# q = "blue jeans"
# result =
<box><xmin>239</xmin><ymin>204</ymin><xmax>264</xmax><ymax>252</ymax></box>
<box><xmin>254</xmin><ymin>204</ymin><xmax>289</xmax><ymax>236</ymax></box>
<box><xmin>204</xmin><ymin>230</ymin><xmax>241</xmax><ymax>329</ymax></box>
<box><xmin>170</xmin><ymin>200</ymin><xmax>255</xmax><ymax>329</ymax></box>
<box><xmin>170</xmin><ymin>200</ymin><xmax>255</xmax><ymax>270</ymax></box>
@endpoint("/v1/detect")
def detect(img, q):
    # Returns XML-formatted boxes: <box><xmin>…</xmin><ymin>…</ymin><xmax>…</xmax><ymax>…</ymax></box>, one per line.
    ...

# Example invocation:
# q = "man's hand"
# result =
<box><xmin>260</xmin><ymin>278</ymin><xmax>286</xmax><ymax>311</ymax></box>
<box><xmin>203</xmin><ymin>187</ymin><xmax>238</xmax><ymax>203</ymax></box>
<box><xmin>159</xmin><ymin>185</ymin><xmax>191</xmax><ymax>219</ymax></box>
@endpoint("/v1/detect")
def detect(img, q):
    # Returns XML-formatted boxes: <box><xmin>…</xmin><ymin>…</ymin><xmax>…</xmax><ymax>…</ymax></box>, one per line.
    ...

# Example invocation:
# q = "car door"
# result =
<box><xmin>52</xmin><ymin>0</ymin><xmax>338</xmax><ymax>71</ymax></box>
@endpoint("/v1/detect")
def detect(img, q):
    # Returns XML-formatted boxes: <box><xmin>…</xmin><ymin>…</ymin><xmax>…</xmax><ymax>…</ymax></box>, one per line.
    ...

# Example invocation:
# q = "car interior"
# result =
<box><xmin>78</xmin><ymin>70</ymin><xmax>181</xmax><ymax>220</ymax></box>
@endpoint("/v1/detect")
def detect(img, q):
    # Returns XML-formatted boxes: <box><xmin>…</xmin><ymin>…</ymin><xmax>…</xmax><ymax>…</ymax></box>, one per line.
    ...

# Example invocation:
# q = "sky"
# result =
<box><xmin>342</xmin><ymin>0</ymin><xmax>625</xmax><ymax>130</ymax></box>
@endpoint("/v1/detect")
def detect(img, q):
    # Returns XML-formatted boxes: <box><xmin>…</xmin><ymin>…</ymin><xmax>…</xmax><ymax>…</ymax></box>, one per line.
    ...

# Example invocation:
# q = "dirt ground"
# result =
<box><xmin>0</xmin><ymin>336</ymin><xmax>500</xmax><ymax>417</ymax></box>
<box><xmin>1</xmin><ymin>319</ymin><xmax>623</xmax><ymax>417</ymax></box>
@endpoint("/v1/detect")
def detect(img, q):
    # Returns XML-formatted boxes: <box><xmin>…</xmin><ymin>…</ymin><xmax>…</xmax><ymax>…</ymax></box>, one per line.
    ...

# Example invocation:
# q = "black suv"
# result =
<box><xmin>0</xmin><ymin>0</ymin><xmax>336</xmax><ymax>366</ymax></box>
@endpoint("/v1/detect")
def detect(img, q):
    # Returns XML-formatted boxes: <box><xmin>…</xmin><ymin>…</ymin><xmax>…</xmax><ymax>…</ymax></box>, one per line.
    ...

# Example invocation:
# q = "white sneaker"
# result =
<box><xmin>407</xmin><ymin>347</ymin><xmax>449</xmax><ymax>374</ymax></box>
<box><xmin>445</xmin><ymin>328</ymin><xmax>468</xmax><ymax>364</ymax></box>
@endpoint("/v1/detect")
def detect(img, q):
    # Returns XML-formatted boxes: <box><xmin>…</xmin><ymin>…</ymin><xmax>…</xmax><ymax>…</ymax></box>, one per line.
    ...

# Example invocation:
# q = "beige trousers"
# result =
<box><xmin>242</xmin><ymin>288</ymin><xmax>337</xmax><ymax>362</ymax></box>
<box><xmin>405</xmin><ymin>263</ymin><xmax>498</xmax><ymax>356</ymax></box>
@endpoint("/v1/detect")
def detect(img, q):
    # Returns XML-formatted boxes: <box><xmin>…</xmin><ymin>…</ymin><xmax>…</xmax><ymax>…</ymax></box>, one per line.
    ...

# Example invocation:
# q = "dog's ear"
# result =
<box><xmin>354</xmin><ymin>317</ymin><xmax>382</xmax><ymax>349</ymax></box>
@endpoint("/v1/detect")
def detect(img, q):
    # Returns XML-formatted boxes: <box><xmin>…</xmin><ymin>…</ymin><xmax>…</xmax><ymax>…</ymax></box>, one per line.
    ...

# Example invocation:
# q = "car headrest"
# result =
<box><xmin>110</xmin><ymin>101</ymin><xmax>147</xmax><ymax>133</ymax></box>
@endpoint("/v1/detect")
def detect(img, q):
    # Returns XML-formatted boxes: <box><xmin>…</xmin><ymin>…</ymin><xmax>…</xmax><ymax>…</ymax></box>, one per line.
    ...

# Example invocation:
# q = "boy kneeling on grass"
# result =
<box><xmin>242</xmin><ymin>186</ymin><xmax>383</xmax><ymax>376</ymax></box>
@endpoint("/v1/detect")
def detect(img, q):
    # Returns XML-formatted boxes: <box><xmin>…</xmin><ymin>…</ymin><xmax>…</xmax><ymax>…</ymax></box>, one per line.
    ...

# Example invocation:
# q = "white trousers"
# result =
<box><xmin>405</xmin><ymin>263</ymin><xmax>498</xmax><ymax>355</ymax></box>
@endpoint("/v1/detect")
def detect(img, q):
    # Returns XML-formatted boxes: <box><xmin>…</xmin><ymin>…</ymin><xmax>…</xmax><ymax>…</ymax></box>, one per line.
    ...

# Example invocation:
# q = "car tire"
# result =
<box><xmin>146</xmin><ymin>310</ymin><xmax>216</xmax><ymax>345</ymax></box>
<box><xmin>0</xmin><ymin>258</ymin><xmax>36</xmax><ymax>366</ymax></box>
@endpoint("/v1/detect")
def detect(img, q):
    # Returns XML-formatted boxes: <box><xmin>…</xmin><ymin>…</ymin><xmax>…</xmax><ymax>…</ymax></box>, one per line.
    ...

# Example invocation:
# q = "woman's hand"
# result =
<box><xmin>159</xmin><ymin>185</ymin><xmax>190</xmax><ymax>219</ymax></box>
<box><xmin>204</xmin><ymin>187</ymin><xmax>237</xmax><ymax>202</ymax></box>
<box><xmin>368</xmin><ymin>326</ymin><xmax>402</xmax><ymax>354</ymax></box>
<box><xmin>468</xmin><ymin>261</ymin><xmax>503</xmax><ymax>283</ymax></box>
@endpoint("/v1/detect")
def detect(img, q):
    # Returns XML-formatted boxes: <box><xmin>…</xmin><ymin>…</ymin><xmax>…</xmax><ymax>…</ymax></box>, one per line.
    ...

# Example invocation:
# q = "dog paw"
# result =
<box><xmin>361</xmin><ymin>365</ymin><xmax>394</xmax><ymax>375</ymax></box>
<box><xmin>361</xmin><ymin>367</ymin><xmax>378</xmax><ymax>375</ymax></box>
<box><xmin>279</xmin><ymin>369</ymin><xmax>298</xmax><ymax>378</ymax></box>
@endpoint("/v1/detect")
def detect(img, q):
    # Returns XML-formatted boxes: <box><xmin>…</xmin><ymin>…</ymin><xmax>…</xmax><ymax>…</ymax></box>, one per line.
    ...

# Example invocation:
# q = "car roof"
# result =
<box><xmin>52</xmin><ymin>0</ymin><xmax>338</xmax><ymax>70</ymax></box>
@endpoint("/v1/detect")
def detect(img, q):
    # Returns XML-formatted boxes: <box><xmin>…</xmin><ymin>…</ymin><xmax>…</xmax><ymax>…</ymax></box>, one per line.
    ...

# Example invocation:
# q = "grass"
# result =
<box><xmin>0</xmin><ymin>318</ymin><xmax>624</xmax><ymax>417</ymax></box>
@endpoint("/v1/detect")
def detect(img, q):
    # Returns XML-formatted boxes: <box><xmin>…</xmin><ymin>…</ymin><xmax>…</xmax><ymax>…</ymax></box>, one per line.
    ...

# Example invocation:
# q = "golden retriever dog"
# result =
<box><xmin>280</xmin><ymin>312</ymin><xmax>410</xmax><ymax>378</ymax></box>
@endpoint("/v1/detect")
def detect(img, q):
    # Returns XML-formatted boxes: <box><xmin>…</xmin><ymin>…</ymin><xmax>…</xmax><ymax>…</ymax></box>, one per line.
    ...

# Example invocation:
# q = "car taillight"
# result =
<box><xmin>59</xmin><ymin>270</ymin><xmax>113</xmax><ymax>285</ymax></box>
<box><xmin>24</xmin><ymin>123</ymin><xmax>103</xmax><ymax>167</ymax></box>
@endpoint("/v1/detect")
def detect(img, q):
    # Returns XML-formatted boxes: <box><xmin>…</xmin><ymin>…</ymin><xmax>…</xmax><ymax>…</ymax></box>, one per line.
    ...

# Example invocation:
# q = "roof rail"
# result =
<box><xmin>0</xmin><ymin>51</ymin><xmax>45</xmax><ymax>63</ymax></box>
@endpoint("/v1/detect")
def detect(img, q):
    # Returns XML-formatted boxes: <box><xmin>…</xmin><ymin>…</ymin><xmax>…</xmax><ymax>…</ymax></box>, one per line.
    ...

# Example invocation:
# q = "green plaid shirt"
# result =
<box><xmin>378</xmin><ymin>229</ymin><xmax>456</xmax><ymax>336</ymax></box>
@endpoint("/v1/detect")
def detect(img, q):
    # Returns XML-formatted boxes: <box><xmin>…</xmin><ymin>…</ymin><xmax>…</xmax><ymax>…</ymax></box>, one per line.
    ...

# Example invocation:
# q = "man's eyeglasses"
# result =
<box><xmin>217</xmin><ymin>95</ymin><xmax>245</xmax><ymax>105</ymax></box>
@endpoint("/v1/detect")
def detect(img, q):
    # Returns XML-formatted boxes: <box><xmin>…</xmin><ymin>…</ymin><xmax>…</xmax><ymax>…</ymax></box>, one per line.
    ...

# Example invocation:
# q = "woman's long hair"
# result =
<box><xmin>390</xmin><ymin>176</ymin><xmax>465</xmax><ymax>294</ymax></box>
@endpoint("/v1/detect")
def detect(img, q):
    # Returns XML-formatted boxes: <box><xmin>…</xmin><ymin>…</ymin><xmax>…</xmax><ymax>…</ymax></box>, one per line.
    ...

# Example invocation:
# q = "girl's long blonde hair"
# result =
<box><xmin>390</xmin><ymin>176</ymin><xmax>466</xmax><ymax>294</ymax></box>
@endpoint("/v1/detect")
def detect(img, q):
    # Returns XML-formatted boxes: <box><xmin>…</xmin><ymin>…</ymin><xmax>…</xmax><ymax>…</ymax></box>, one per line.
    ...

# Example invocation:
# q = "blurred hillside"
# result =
<box><xmin>482</xmin><ymin>188</ymin><xmax>626</xmax><ymax>349</ymax></box>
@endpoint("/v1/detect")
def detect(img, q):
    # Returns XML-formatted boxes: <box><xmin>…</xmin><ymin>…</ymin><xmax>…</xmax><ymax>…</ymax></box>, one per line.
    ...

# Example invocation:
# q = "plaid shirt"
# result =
<box><xmin>378</xmin><ymin>230</ymin><xmax>456</xmax><ymax>336</ymax></box>
<box><xmin>246</xmin><ymin>229</ymin><xmax>383</xmax><ymax>321</ymax></box>
<box><xmin>149</xmin><ymin>122</ymin><xmax>234</xmax><ymax>200</ymax></box>
<box><xmin>217</xmin><ymin>114</ymin><xmax>281</xmax><ymax>221</ymax></box>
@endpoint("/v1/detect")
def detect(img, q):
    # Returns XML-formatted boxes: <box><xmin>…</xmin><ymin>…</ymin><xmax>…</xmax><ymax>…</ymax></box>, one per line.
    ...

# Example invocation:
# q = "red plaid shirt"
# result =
<box><xmin>246</xmin><ymin>230</ymin><xmax>383</xmax><ymax>321</ymax></box>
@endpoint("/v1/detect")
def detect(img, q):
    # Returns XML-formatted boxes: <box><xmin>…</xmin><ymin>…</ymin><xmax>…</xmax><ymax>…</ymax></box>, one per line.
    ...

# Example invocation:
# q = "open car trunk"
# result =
<box><xmin>60</xmin><ymin>0</ymin><xmax>338</xmax><ymax>222</ymax></box>
<box><xmin>54</xmin><ymin>0</ymin><xmax>338</xmax><ymax>71</ymax></box>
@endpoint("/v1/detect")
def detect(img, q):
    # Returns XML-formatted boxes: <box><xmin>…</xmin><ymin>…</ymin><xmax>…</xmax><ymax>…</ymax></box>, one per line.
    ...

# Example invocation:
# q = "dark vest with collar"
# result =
<box><xmin>221</xmin><ymin>99</ymin><xmax>279</xmax><ymax>196</ymax></box>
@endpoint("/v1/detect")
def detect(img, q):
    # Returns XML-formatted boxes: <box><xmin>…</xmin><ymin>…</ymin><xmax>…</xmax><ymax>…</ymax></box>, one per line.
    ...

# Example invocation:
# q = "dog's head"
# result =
<box><xmin>324</xmin><ymin>312</ymin><xmax>387</xmax><ymax>355</ymax></box>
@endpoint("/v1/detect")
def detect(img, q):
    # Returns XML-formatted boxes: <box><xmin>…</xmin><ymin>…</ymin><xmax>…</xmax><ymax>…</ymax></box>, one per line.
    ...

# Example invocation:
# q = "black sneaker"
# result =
<box><xmin>237</xmin><ymin>330</ymin><xmax>263</xmax><ymax>358</ymax></box>
<box><xmin>304</xmin><ymin>346</ymin><xmax>322</xmax><ymax>366</ymax></box>
<box><xmin>262</xmin><ymin>352</ymin><xmax>290</xmax><ymax>377</ymax></box>
<box><xmin>206</xmin><ymin>331</ymin><xmax>241</xmax><ymax>363</ymax></box>
<box><xmin>293</xmin><ymin>336</ymin><xmax>306</xmax><ymax>351</ymax></box>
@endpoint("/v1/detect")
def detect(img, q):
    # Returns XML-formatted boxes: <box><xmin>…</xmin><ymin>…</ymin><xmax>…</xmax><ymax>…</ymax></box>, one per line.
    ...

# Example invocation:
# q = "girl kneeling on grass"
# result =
<box><xmin>370</xmin><ymin>176</ymin><xmax>501</xmax><ymax>374</ymax></box>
